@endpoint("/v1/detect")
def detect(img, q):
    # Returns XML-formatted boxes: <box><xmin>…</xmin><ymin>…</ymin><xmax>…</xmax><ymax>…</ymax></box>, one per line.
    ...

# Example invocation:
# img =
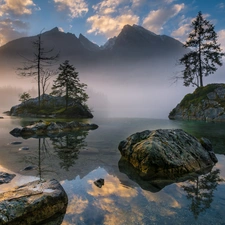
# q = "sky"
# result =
<box><xmin>0</xmin><ymin>0</ymin><xmax>225</xmax><ymax>48</ymax></box>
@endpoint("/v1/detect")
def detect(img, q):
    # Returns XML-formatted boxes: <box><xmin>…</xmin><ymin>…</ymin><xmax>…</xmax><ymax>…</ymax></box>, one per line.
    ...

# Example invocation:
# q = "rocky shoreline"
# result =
<box><xmin>169</xmin><ymin>83</ymin><xmax>225</xmax><ymax>121</ymax></box>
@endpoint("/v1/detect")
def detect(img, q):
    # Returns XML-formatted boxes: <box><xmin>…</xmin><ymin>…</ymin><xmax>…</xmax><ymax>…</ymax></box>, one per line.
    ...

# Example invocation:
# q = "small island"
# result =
<box><xmin>9</xmin><ymin>94</ymin><xmax>93</xmax><ymax>118</ymax></box>
<box><xmin>169</xmin><ymin>83</ymin><xmax>225</xmax><ymax>122</ymax></box>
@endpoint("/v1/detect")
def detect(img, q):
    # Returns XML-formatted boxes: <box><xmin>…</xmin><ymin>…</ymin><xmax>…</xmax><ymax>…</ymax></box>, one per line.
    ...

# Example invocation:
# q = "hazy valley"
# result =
<box><xmin>0</xmin><ymin>24</ymin><xmax>224</xmax><ymax>118</ymax></box>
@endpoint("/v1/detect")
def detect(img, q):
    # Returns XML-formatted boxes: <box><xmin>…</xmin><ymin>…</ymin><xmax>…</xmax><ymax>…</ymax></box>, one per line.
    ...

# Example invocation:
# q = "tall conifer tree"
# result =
<box><xmin>180</xmin><ymin>11</ymin><xmax>224</xmax><ymax>87</ymax></box>
<box><xmin>51</xmin><ymin>60</ymin><xmax>88</xmax><ymax>110</ymax></box>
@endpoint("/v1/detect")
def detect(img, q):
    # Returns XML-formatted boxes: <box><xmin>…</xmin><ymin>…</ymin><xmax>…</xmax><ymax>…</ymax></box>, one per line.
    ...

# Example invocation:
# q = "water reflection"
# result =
<box><xmin>11</xmin><ymin>130</ymin><xmax>89</xmax><ymax>180</ymax></box>
<box><xmin>182</xmin><ymin>169</ymin><xmax>224</xmax><ymax>219</ymax></box>
<box><xmin>51</xmin><ymin>131</ymin><xmax>88</xmax><ymax>171</ymax></box>
<box><xmin>23</xmin><ymin>138</ymin><xmax>54</xmax><ymax>180</ymax></box>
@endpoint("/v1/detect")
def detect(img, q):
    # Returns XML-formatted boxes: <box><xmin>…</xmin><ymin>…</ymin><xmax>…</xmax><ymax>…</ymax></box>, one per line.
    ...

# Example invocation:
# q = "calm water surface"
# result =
<box><xmin>0</xmin><ymin>115</ymin><xmax>225</xmax><ymax>225</ymax></box>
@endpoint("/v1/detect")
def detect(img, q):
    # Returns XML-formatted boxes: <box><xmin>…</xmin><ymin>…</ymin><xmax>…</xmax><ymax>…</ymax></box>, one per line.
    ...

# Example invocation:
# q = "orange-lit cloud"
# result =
<box><xmin>66</xmin><ymin>195</ymin><xmax>89</xmax><ymax>215</ymax></box>
<box><xmin>87</xmin><ymin>13</ymin><xmax>139</xmax><ymax>38</ymax></box>
<box><xmin>0</xmin><ymin>0</ymin><xmax>36</xmax><ymax>16</ymax></box>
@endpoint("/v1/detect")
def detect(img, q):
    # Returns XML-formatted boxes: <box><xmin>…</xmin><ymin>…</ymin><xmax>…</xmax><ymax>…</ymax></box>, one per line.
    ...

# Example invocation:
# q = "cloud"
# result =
<box><xmin>218</xmin><ymin>30</ymin><xmax>225</xmax><ymax>52</ymax></box>
<box><xmin>0</xmin><ymin>0</ymin><xmax>36</xmax><ymax>16</ymax></box>
<box><xmin>87</xmin><ymin>13</ymin><xmax>139</xmax><ymax>38</ymax></box>
<box><xmin>142</xmin><ymin>3</ymin><xmax>185</xmax><ymax>34</ymax></box>
<box><xmin>54</xmin><ymin>0</ymin><xmax>88</xmax><ymax>18</ymax></box>
<box><xmin>217</xmin><ymin>3</ymin><xmax>225</xmax><ymax>9</ymax></box>
<box><xmin>0</xmin><ymin>18</ymin><xmax>28</xmax><ymax>45</ymax></box>
<box><xmin>92</xmin><ymin>0</ymin><xmax>127</xmax><ymax>15</ymax></box>
<box><xmin>87</xmin><ymin>0</ymin><xmax>139</xmax><ymax>37</ymax></box>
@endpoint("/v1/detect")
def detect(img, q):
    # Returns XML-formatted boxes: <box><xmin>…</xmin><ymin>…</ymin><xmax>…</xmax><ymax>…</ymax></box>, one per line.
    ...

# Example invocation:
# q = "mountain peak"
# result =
<box><xmin>48</xmin><ymin>27</ymin><xmax>60</xmax><ymax>33</ymax></box>
<box><xmin>79</xmin><ymin>33</ymin><xmax>100</xmax><ymax>51</ymax></box>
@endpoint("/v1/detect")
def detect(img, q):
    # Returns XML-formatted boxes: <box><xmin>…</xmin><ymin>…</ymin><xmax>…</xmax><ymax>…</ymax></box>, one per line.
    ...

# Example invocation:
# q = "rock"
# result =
<box><xmin>0</xmin><ymin>179</ymin><xmax>68</xmax><ymax>225</ymax></box>
<box><xmin>10</xmin><ymin>121</ymin><xmax>98</xmax><ymax>138</ymax></box>
<box><xmin>0</xmin><ymin>172</ymin><xmax>16</xmax><ymax>185</ymax></box>
<box><xmin>169</xmin><ymin>83</ymin><xmax>225</xmax><ymax>121</ymax></box>
<box><xmin>118</xmin><ymin>129</ymin><xmax>218</xmax><ymax>179</ymax></box>
<box><xmin>94</xmin><ymin>178</ymin><xmax>104</xmax><ymax>188</ymax></box>
<box><xmin>9</xmin><ymin>94</ymin><xmax>93</xmax><ymax>118</ymax></box>
<box><xmin>10</xmin><ymin>141</ymin><xmax>22</xmax><ymax>145</ymax></box>
<box><xmin>18</xmin><ymin>147</ymin><xmax>29</xmax><ymax>151</ymax></box>
<box><xmin>118</xmin><ymin>157</ymin><xmax>213</xmax><ymax>192</ymax></box>
<box><xmin>21</xmin><ymin>166</ymin><xmax>37</xmax><ymax>171</ymax></box>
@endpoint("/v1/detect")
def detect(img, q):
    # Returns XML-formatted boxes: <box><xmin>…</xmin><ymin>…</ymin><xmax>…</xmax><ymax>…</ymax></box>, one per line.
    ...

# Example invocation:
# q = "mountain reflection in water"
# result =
<box><xmin>0</xmin><ymin>116</ymin><xmax>225</xmax><ymax>224</ymax></box>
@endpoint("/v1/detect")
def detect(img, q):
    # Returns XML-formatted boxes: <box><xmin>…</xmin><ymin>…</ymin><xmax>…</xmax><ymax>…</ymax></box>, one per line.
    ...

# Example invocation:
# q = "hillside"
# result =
<box><xmin>169</xmin><ymin>83</ymin><xmax>225</xmax><ymax>121</ymax></box>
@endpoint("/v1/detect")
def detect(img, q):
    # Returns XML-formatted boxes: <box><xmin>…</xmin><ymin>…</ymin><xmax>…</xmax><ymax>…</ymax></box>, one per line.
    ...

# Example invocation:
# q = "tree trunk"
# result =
<box><xmin>198</xmin><ymin>37</ymin><xmax>203</xmax><ymax>87</ymax></box>
<box><xmin>66</xmin><ymin>83</ymin><xmax>68</xmax><ymax>110</ymax></box>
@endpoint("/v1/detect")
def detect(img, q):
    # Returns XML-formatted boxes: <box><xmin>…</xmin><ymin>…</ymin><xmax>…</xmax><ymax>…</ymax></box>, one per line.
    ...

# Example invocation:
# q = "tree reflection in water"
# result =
<box><xmin>51</xmin><ymin>131</ymin><xmax>88</xmax><ymax>171</ymax></box>
<box><xmin>24</xmin><ymin>138</ymin><xmax>54</xmax><ymax>181</ymax></box>
<box><xmin>182</xmin><ymin>169</ymin><xmax>224</xmax><ymax>219</ymax></box>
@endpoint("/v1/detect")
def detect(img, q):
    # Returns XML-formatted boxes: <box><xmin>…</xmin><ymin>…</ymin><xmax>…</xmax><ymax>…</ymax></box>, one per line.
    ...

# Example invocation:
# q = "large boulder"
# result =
<box><xmin>118</xmin><ymin>129</ymin><xmax>218</xmax><ymax>179</ymax></box>
<box><xmin>0</xmin><ymin>179</ymin><xmax>68</xmax><ymax>225</ymax></box>
<box><xmin>10</xmin><ymin>120</ymin><xmax>98</xmax><ymax>138</ymax></box>
<box><xmin>169</xmin><ymin>83</ymin><xmax>225</xmax><ymax>121</ymax></box>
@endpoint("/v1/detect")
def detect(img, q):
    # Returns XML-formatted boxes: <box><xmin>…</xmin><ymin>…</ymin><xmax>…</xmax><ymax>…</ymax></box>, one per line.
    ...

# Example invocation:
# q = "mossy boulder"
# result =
<box><xmin>118</xmin><ymin>129</ymin><xmax>217</xmax><ymax>180</ymax></box>
<box><xmin>169</xmin><ymin>83</ymin><xmax>225</xmax><ymax>121</ymax></box>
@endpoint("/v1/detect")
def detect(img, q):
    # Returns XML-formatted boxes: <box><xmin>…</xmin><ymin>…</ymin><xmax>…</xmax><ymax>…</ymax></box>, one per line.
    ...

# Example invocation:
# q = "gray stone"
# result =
<box><xmin>18</xmin><ymin>147</ymin><xmax>29</xmax><ymax>151</ymax></box>
<box><xmin>0</xmin><ymin>172</ymin><xmax>16</xmax><ymax>185</ymax></box>
<box><xmin>169</xmin><ymin>84</ymin><xmax>225</xmax><ymax>121</ymax></box>
<box><xmin>215</xmin><ymin>86</ymin><xmax>225</xmax><ymax>99</ymax></box>
<box><xmin>207</xmin><ymin>92</ymin><xmax>217</xmax><ymax>100</ymax></box>
<box><xmin>118</xmin><ymin>129</ymin><xmax>217</xmax><ymax>179</ymax></box>
<box><xmin>0</xmin><ymin>179</ymin><xmax>68</xmax><ymax>225</ymax></box>
<box><xmin>10</xmin><ymin>121</ymin><xmax>98</xmax><ymax>138</ymax></box>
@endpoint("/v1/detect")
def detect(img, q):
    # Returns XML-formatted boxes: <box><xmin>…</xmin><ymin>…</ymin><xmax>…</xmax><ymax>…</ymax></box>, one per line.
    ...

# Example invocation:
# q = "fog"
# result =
<box><xmin>0</xmin><ymin>63</ymin><xmax>224</xmax><ymax>119</ymax></box>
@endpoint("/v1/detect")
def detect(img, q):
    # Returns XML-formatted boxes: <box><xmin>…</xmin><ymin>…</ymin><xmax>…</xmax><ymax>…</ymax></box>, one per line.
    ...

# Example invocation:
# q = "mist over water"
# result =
<box><xmin>0</xmin><ymin>63</ymin><xmax>224</xmax><ymax>118</ymax></box>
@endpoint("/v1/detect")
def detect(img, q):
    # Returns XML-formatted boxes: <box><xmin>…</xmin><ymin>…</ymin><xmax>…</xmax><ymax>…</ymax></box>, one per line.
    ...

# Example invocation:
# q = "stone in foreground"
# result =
<box><xmin>118</xmin><ymin>129</ymin><xmax>218</xmax><ymax>179</ymax></box>
<box><xmin>0</xmin><ymin>179</ymin><xmax>68</xmax><ymax>225</ymax></box>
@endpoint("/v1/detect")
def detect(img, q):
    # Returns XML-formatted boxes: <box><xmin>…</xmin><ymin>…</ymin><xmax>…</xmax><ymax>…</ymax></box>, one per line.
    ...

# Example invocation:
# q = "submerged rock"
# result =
<box><xmin>94</xmin><ymin>178</ymin><xmax>104</xmax><ymax>188</ymax></box>
<box><xmin>10</xmin><ymin>120</ymin><xmax>98</xmax><ymax>138</ymax></box>
<box><xmin>0</xmin><ymin>179</ymin><xmax>68</xmax><ymax>225</ymax></box>
<box><xmin>0</xmin><ymin>172</ymin><xmax>16</xmax><ymax>185</ymax></box>
<box><xmin>118</xmin><ymin>129</ymin><xmax>217</xmax><ymax>180</ymax></box>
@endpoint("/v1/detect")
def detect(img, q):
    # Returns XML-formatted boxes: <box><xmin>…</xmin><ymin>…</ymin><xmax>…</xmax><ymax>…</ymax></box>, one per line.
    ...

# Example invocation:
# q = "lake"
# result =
<box><xmin>0</xmin><ymin>115</ymin><xmax>225</xmax><ymax>225</ymax></box>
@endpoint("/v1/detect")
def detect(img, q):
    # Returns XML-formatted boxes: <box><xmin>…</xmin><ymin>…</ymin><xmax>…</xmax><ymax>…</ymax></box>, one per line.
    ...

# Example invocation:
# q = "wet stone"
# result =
<box><xmin>19</xmin><ymin>147</ymin><xmax>29</xmax><ymax>151</ymax></box>
<box><xmin>10</xmin><ymin>141</ymin><xmax>22</xmax><ymax>145</ymax></box>
<box><xmin>0</xmin><ymin>172</ymin><xmax>16</xmax><ymax>185</ymax></box>
<box><xmin>94</xmin><ymin>178</ymin><xmax>104</xmax><ymax>188</ymax></box>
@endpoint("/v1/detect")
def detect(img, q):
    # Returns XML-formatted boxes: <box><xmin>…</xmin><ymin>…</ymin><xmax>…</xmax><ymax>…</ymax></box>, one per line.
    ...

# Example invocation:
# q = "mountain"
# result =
<box><xmin>79</xmin><ymin>33</ymin><xmax>100</xmax><ymax>52</ymax></box>
<box><xmin>0</xmin><ymin>24</ymin><xmax>187</xmax><ymax>86</ymax></box>
<box><xmin>106</xmin><ymin>24</ymin><xmax>186</xmax><ymax>60</ymax></box>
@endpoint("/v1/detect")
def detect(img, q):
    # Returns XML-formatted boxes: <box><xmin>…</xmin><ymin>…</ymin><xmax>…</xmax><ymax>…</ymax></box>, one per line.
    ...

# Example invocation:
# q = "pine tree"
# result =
<box><xmin>180</xmin><ymin>11</ymin><xmax>224</xmax><ymax>87</ymax></box>
<box><xmin>51</xmin><ymin>60</ymin><xmax>88</xmax><ymax>110</ymax></box>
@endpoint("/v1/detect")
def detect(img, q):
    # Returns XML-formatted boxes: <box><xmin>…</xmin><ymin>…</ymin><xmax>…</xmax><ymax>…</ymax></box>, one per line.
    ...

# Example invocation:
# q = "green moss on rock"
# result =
<box><xmin>169</xmin><ymin>83</ymin><xmax>225</xmax><ymax>121</ymax></box>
